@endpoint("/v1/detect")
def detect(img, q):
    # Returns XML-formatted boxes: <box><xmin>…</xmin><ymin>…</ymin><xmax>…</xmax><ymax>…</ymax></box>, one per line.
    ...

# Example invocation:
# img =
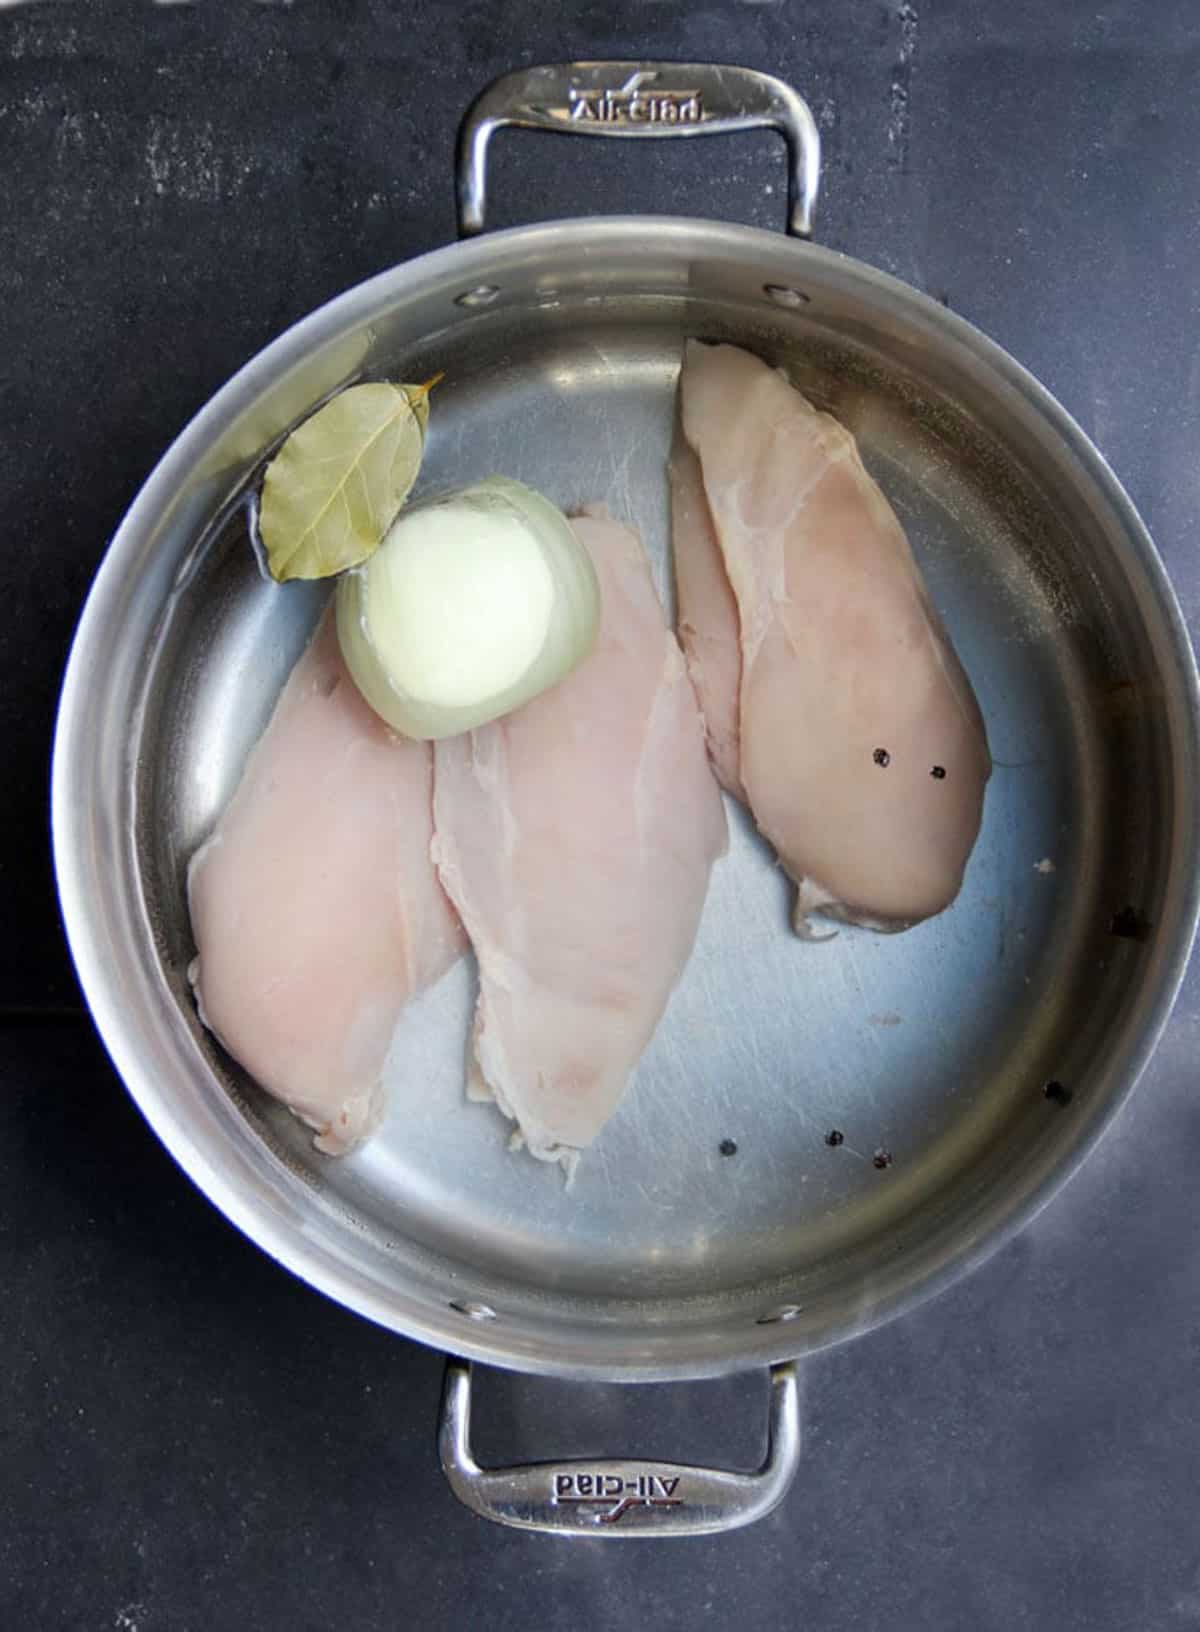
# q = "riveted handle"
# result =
<box><xmin>437</xmin><ymin>1358</ymin><xmax>801</xmax><ymax>1538</ymax></box>
<box><xmin>456</xmin><ymin>61</ymin><xmax>821</xmax><ymax>239</ymax></box>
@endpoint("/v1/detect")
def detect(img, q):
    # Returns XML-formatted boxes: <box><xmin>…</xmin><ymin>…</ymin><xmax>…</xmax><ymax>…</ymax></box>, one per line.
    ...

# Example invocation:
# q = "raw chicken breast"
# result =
<box><xmin>188</xmin><ymin>609</ymin><xmax>463</xmax><ymax>1153</ymax></box>
<box><xmin>669</xmin><ymin>426</ymin><xmax>745</xmax><ymax>800</ymax></box>
<box><xmin>432</xmin><ymin>508</ymin><xmax>728</xmax><ymax>1168</ymax></box>
<box><xmin>675</xmin><ymin>341</ymin><xmax>991</xmax><ymax>932</ymax></box>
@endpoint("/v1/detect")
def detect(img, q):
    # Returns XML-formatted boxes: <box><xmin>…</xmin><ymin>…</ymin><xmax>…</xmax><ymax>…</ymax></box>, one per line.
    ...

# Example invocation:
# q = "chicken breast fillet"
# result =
<box><xmin>431</xmin><ymin>508</ymin><xmax>728</xmax><ymax>1169</ymax></box>
<box><xmin>675</xmin><ymin>341</ymin><xmax>991</xmax><ymax>932</ymax></box>
<box><xmin>669</xmin><ymin>424</ymin><xmax>746</xmax><ymax>801</ymax></box>
<box><xmin>188</xmin><ymin>608</ymin><xmax>463</xmax><ymax>1153</ymax></box>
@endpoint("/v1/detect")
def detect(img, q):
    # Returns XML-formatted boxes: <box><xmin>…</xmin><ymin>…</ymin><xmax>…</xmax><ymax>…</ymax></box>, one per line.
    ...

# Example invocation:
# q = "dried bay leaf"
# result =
<box><xmin>259</xmin><ymin>380</ymin><xmax>435</xmax><ymax>582</ymax></box>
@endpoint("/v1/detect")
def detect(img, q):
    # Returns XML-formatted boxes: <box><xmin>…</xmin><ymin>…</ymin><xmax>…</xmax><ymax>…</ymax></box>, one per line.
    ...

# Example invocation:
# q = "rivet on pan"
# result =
<box><xmin>455</xmin><ymin>284</ymin><xmax>501</xmax><ymax>308</ymax></box>
<box><xmin>450</xmin><ymin>1299</ymin><xmax>498</xmax><ymax>1321</ymax></box>
<box><xmin>763</xmin><ymin>284</ymin><xmax>811</xmax><ymax>308</ymax></box>
<box><xmin>1110</xmin><ymin>905</ymin><xmax>1151</xmax><ymax>941</ymax></box>
<box><xmin>756</xmin><ymin>1303</ymin><xmax>803</xmax><ymax>1325</ymax></box>
<box><xmin>1042</xmin><ymin>1080</ymin><xmax>1073</xmax><ymax>1107</ymax></box>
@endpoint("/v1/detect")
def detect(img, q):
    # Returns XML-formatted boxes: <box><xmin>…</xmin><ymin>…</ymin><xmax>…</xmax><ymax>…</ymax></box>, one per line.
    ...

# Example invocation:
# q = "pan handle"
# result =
<box><xmin>437</xmin><ymin>1357</ymin><xmax>801</xmax><ymax>1538</ymax></box>
<box><xmin>456</xmin><ymin>61</ymin><xmax>820</xmax><ymax>239</ymax></box>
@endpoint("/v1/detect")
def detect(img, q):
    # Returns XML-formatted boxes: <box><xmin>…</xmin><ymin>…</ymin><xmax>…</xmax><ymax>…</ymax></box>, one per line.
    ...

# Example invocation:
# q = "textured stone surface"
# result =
<box><xmin>3</xmin><ymin>3</ymin><xmax>1198</xmax><ymax>1627</ymax></box>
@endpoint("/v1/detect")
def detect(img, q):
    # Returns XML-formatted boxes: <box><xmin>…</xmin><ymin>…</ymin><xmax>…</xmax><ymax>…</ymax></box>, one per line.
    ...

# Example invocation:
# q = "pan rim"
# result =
<box><xmin>52</xmin><ymin>215</ymin><xmax>1200</xmax><ymax>1380</ymax></box>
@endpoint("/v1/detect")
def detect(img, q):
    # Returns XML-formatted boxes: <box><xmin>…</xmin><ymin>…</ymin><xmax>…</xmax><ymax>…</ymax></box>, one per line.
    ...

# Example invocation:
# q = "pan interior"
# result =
<box><xmin>126</xmin><ymin>242</ymin><xmax>1187</xmax><ymax>1369</ymax></box>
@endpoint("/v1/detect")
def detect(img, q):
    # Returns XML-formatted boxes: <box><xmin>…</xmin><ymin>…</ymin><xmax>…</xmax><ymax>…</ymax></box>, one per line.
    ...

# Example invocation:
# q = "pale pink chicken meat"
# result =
<box><xmin>675</xmin><ymin>341</ymin><xmax>991</xmax><ymax>932</ymax></box>
<box><xmin>669</xmin><ymin>425</ymin><xmax>745</xmax><ymax>801</ymax></box>
<box><xmin>432</xmin><ymin>508</ymin><xmax>728</xmax><ymax>1167</ymax></box>
<box><xmin>188</xmin><ymin>609</ymin><xmax>463</xmax><ymax>1153</ymax></box>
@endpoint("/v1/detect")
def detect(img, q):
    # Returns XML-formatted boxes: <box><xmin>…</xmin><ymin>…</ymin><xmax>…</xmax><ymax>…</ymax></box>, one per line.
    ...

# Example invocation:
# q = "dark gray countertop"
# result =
<box><xmin>3</xmin><ymin>3</ymin><xmax>1198</xmax><ymax>1627</ymax></box>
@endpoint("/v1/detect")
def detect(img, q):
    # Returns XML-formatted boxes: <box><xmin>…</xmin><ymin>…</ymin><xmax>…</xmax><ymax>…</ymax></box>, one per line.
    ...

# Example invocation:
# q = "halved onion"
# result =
<box><xmin>335</xmin><ymin>476</ymin><xmax>601</xmax><ymax>740</ymax></box>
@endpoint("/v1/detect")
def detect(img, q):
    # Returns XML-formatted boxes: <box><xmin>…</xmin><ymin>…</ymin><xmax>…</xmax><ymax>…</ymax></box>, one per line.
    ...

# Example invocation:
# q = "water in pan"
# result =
<box><xmin>153</xmin><ymin>317</ymin><xmax>1105</xmax><ymax>1300</ymax></box>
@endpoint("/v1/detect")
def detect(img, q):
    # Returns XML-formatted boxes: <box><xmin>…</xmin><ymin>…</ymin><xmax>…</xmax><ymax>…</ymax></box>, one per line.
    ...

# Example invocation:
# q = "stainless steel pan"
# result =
<box><xmin>51</xmin><ymin>63</ymin><xmax>1200</xmax><ymax>1537</ymax></box>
